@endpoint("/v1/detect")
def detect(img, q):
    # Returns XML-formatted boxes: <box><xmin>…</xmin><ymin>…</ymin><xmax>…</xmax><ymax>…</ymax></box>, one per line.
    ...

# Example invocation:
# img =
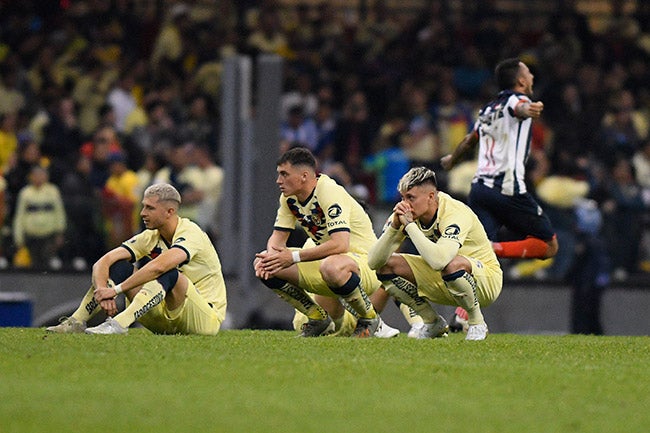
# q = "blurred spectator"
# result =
<box><xmin>150</xmin><ymin>3</ymin><xmax>193</xmax><ymax>76</ymax></box>
<box><xmin>364</xmin><ymin>111</ymin><xmax>409</xmax><ymax>205</ymax></box>
<box><xmin>0</xmin><ymin>63</ymin><xmax>26</xmax><ymax>115</ymax></box>
<box><xmin>106</xmin><ymin>71</ymin><xmax>138</xmax><ymax>134</ymax></box>
<box><xmin>12</xmin><ymin>165</ymin><xmax>66</xmax><ymax>270</ymax></box>
<box><xmin>153</xmin><ymin>142</ymin><xmax>204</xmax><ymax>222</ymax></box>
<box><xmin>399</xmin><ymin>86</ymin><xmax>439</xmax><ymax>167</ymax></box>
<box><xmin>192</xmin><ymin>145</ymin><xmax>224</xmax><ymax>239</ymax></box>
<box><xmin>40</xmin><ymin>95</ymin><xmax>83</xmax><ymax>183</ymax></box>
<box><xmin>102</xmin><ymin>152</ymin><xmax>139</xmax><ymax>249</ymax></box>
<box><xmin>596</xmin><ymin>89</ymin><xmax>643</xmax><ymax>161</ymax></box>
<box><xmin>4</xmin><ymin>134</ymin><xmax>44</xmax><ymax>216</ymax></box>
<box><xmin>602</xmin><ymin>157</ymin><xmax>649</xmax><ymax>280</ymax></box>
<box><xmin>60</xmin><ymin>154</ymin><xmax>105</xmax><ymax>269</ymax></box>
<box><xmin>632</xmin><ymin>138</ymin><xmax>650</xmax><ymax>189</ymax></box>
<box><xmin>281</xmin><ymin>72</ymin><xmax>318</xmax><ymax>120</ymax></box>
<box><xmin>246</xmin><ymin>6</ymin><xmax>289</xmax><ymax>56</ymax></box>
<box><xmin>82</xmin><ymin>126</ymin><xmax>123</xmax><ymax>190</ymax></box>
<box><xmin>430</xmin><ymin>83</ymin><xmax>475</xmax><ymax>158</ymax></box>
<box><xmin>312</xmin><ymin>98</ymin><xmax>338</xmax><ymax>162</ymax></box>
<box><xmin>177</xmin><ymin>94</ymin><xmax>219</xmax><ymax>154</ymax></box>
<box><xmin>0</xmin><ymin>111</ymin><xmax>18</xmax><ymax>174</ymax></box>
<box><xmin>334</xmin><ymin>90</ymin><xmax>377</xmax><ymax>176</ymax></box>
<box><xmin>570</xmin><ymin>199</ymin><xmax>610</xmax><ymax>335</ymax></box>
<box><xmin>280</xmin><ymin>104</ymin><xmax>319</xmax><ymax>153</ymax></box>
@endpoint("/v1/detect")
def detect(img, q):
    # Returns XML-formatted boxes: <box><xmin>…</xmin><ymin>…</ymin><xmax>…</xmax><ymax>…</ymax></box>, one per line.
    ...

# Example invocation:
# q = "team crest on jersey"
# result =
<box><xmin>287</xmin><ymin>198</ymin><xmax>326</xmax><ymax>240</ymax></box>
<box><xmin>149</xmin><ymin>246</ymin><xmax>162</xmax><ymax>259</ymax></box>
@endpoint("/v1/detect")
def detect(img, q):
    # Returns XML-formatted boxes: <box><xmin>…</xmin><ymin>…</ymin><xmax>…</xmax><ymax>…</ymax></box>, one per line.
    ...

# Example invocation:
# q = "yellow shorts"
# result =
<box><xmin>136</xmin><ymin>280</ymin><xmax>223</xmax><ymax>335</ymax></box>
<box><xmin>294</xmin><ymin>251</ymin><xmax>381</xmax><ymax>297</ymax></box>
<box><xmin>402</xmin><ymin>254</ymin><xmax>502</xmax><ymax>307</ymax></box>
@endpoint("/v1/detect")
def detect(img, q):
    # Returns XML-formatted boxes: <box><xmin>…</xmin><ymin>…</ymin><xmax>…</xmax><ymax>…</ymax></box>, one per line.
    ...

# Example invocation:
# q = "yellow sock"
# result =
<box><xmin>70</xmin><ymin>286</ymin><xmax>100</xmax><ymax>323</ymax></box>
<box><xmin>399</xmin><ymin>302</ymin><xmax>423</xmax><ymax>325</ymax></box>
<box><xmin>113</xmin><ymin>282</ymin><xmax>165</xmax><ymax>329</ymax></box>
<box><xmin>342</xmin><ymin>287</ymin><xmax>377</xmax><ymax>319</ymax></box>
<box><xmin>382</xmin><ymin>277</ymin><xmax>440</xmax><ymax>323</ymax></box>
<box><xmin>444</xmin><ymin>271</ymin><xmax>484</xmax><ymax>325</ymax></box>
<box><xmin>273</xmin><ymin>283</ymin><xmax>328</xmax><ymax>320</ymax></box>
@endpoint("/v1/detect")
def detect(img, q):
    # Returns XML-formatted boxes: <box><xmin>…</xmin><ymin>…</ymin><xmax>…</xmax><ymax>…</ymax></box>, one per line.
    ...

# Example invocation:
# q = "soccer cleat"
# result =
<box><xmin>374</xmin><ymin>318</ymin><xmax>400</xmax><ymax>338</ymax></box>
<box><xmin>84</xmin><ymin>317</ymin><xmax>128</xmax><ymax>335</ymax></box>
<box><xmin>352</xmin><ymin>317</ymin><xmax>380</xmax><ymax>338</ymax></box>
<box><xmin>46</xmin><ymin>317</ymin><xmax>87</xmax><ymax>333</ymax></box>
<box><xmin>407</xmin><ymin>317</ymin><xmax>449</xmax><ymax>339</ymax></box>
<box><xmin>299</xmin><ymin>317</ymin><xmax>335</xmax><ymax>337</ymax></box>
<box><xmin>466</xmin><ymin>323</ymin><xmax>489</xmax><ymax>341</ymax></box>
<box><xmin>407</xmin><ymin>322</ymin><xmax>426</xmax><ymax>338</ymax></box>
<box><xmin>449</xmin><ymin>307</ymin><xmax>469</xmax><ymax>333</ymax></box>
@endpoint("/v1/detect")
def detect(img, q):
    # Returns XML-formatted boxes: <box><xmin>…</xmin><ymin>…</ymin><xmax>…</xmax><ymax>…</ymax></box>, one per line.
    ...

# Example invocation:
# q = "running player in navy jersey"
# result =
<box><xmin>441</xmin><ymin>58</ymin><xmax>558</xmax><ymax>330</ymax></box>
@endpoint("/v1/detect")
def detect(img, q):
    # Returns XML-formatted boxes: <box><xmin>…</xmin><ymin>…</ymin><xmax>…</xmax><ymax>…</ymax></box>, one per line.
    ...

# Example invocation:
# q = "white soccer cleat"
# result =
<box><xmin>374</xmin><ymin>318</ymin><xmax>400</xmax><ymax>338</ymax></box>
<box><xmin>46</xmin><ymin>317</ymin><xmax>86</xmax><ymax>333</ymax></box>
<box><xmin>408</xmin><ymin>317</ymin><xmax>449</xmax><ymax>339</ymax></box>
<box><xmin>84</xmin><ymin>317</ymin><xmax>128</xmax><ymax>335</ymax></box>
<box><xmin>466</xmin><ymin>323</ymin><xmax>489</xmax><ymax>341</ymax></box>
<box><xmin>407</xmin><ymin>322</ymin><xmax>425</xmax><ymax>338</ymax></box>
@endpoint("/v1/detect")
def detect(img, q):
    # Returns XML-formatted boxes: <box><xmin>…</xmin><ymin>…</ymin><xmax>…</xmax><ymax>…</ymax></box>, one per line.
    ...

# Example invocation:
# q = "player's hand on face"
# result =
<box><xmin>393</xmin><ymin>201</ymin><xmax>414</xmax><ymax>227</ymax></box>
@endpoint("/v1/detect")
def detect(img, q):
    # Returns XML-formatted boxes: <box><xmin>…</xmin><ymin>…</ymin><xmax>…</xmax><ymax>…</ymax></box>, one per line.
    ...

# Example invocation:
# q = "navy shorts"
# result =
<box><xmin>468</xmin><ymin>181</ymin><xmax>556</xmax><ymax>242</ymax></box>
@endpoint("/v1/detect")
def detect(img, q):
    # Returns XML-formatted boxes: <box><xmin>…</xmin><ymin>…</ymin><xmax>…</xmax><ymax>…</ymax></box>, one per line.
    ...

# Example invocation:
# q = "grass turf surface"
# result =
<box><xmin>0</xmin><ymin>328</ymin><xmax>648</xmax><ymax>433</ymax></box>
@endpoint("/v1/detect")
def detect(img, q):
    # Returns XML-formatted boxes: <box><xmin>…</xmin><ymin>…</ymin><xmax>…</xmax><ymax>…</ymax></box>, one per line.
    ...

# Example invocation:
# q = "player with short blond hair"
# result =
<box><xmin>47</xmin><ymin>183</ymin><xmax>227</xmax><ymax>335</ymax></box>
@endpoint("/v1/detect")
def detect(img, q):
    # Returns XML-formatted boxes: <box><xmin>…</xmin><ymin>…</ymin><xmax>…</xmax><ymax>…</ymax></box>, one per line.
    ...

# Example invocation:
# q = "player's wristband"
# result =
<box><xmin>292</xmin><ymin>250</ymin><xmax>301</xmax><ymax>263</ymax></box>
<box><xmin>114</xmin><ymin>284</ymin><xmax>123</xmax><ymax>295</ymax></box>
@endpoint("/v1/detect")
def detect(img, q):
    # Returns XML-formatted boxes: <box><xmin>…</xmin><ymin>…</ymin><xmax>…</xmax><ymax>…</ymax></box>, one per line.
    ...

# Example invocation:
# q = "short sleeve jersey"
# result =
<box><xmin>274</xmin><ymin>174</ymin><xmax>377</xmax><ymax>254</ymax></box>
<box><xmin>121</xmin><ymin>217</ymin><xmax>227</xmax><ymax>314</ymax></box>
<box><xmin>407</xmin><ymin>191</ymin><xmax>499</xmax><ymax>268</ymax></box>
<box><xmin>473</xmin><ymin>90</ymin><xmax>534</xmax><ymax>196</ymax></box>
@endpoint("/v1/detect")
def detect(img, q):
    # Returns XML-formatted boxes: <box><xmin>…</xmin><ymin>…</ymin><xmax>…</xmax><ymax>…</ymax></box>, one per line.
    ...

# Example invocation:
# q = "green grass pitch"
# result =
<box><xmin>1</xmin><ymin>328</ymin><xmax>648</xmax><ymax>433</ymax></box>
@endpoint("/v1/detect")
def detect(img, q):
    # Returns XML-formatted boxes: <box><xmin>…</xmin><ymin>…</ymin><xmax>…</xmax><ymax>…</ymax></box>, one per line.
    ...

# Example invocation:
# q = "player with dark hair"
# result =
<box><xmin>368</xmin><ymin>167</ymin><xmax>503</xmax><ymax>340</ymax></box>
<box><xmin>254</xmin><ymin>147</ymin><xmax>386</xmax><ymax>337</ymax></box>
<box><xmin>47</xmin><ymin>183</ymin><xmax>227</xmax><ymax>335</ymax></box>
<box><xmin>441</xmin><ymin>58</ymin><xmax>558</xmax><ymax>330</ymax></box>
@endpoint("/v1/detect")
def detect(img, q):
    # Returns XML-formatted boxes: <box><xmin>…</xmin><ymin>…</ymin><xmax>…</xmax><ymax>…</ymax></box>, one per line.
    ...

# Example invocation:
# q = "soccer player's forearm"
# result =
<box><xmin>404</xmin><ymin>224</ymin><xmax>457</xmax><ymax>271</ymax></box>
<box><xmin>368</xmin><ymin>225</ymin><xmax>404</xmax><ymax>270</ymax></box>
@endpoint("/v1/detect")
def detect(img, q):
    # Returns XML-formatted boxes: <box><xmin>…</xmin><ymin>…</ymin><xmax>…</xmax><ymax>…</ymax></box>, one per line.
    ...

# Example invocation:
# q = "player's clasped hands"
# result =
<box><xmin>392</xmin><ymin>201</ymin><xmax>414</xmax><ymax>229</ymax></box>
<box><xmin>255</xmin><ymin>247</ymin><xmax>293</xmax><ymax>280</ymax></box>
<box><xmin>93</xmin><ymin>285</ymin><xmax>119</xmax><ymax>316</ymax></box>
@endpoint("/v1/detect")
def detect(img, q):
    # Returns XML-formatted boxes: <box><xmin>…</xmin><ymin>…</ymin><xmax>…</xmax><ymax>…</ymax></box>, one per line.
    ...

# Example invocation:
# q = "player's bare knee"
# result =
<box><xmin>441</xmin><ymin>256</ymin><xmax>472</xmax><ymax>277</ymax></box>
<box><xmin>319</xmin><ymin>255</ymin><xmax>355</xmax><ymax>286</ymax></box>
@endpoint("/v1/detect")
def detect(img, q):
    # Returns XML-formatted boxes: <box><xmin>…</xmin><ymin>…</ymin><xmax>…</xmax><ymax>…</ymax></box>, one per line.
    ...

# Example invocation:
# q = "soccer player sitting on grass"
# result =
<box><xmin>254</xmin><ymin>147</ymin><xmax>388</xmax><ymax>338</ymax></box>
<box><xmin>368</xmin><ymin>167</ymin><xmax>503</xmax><ymax>340</ymax></box>
<box><xmin>46</xmin><ymin>183</ymin><xmax>227</xmax><ymax>335</ymax></box>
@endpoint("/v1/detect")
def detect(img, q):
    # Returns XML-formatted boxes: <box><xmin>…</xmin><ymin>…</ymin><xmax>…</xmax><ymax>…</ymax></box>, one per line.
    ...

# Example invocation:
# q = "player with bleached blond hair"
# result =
<box><xmin>368</xmin><ymin>167</ymin><xmax>503</xmax><ymax>340</ymax></box>
<box><xmin>47</xmin><ymin>183</ymin><xmax>227</xmax><ymax>335</ymax></box>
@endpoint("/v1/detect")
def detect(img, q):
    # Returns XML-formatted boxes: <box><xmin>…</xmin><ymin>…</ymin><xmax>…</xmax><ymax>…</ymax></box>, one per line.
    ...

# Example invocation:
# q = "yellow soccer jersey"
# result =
<box><xmin>274</xmin><ymin>174</ymin><xmax>376</xmax><ymax>254</ymax></box>
<box><xmin>121</xmin><ymin>217</ymin><xmax>227</xmax><ymax>316</ymax></box>
<box><xmin>409</xmin><ymin>191</ymin><xmax>499</xmax><ymax>268</ymax></box>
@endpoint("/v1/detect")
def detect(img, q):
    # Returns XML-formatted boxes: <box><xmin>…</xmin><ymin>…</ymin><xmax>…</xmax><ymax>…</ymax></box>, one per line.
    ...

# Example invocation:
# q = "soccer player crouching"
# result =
<box><xmin>368</xmin><ymin>167</ymin><xmax>503</xmax><ymax>340</ymax></box>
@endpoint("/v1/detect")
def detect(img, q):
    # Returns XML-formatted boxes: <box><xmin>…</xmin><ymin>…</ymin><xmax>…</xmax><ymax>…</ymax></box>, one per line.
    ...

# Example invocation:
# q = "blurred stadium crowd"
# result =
<box><xmin>0</xmin><ymin>0</ymin><xmax>649</xmax><ymax>283</ymax></box>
